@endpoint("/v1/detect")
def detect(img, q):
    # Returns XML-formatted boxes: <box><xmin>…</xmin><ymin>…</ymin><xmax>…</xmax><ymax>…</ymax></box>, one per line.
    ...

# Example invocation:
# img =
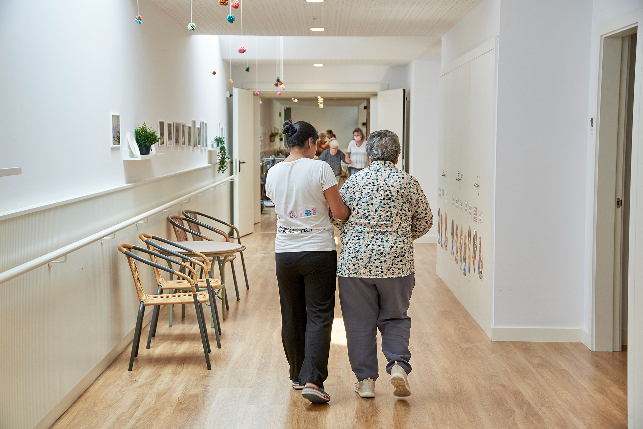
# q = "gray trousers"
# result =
<box><xmin>338</xmin><ymin>274</ymin><xmax>414</xmax><ymax>381</ymax></box>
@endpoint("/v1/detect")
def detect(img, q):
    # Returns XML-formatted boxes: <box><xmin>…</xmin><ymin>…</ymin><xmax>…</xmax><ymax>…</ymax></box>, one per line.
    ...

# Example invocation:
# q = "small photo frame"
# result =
<box><xmin>205</xmin><ymin>123</ymin><xmax>208</xmax><ymax>148</ymax></box>
<box><xmin>188</xmin><ymin>125</ymin><xmax>192</xmax><ymax>146</ymax></box>
<box><xmin>174</xmin><ymin>122</ymin><xmax>181</xmax><ymax>148</ymax></box>
<box><xmin>181</xmin><ymin>123</ymin><xmax>186</xmax><ymax>146</ymax></box>
<box><xmin>158</xmin><ymin>121</ymin><xmax>165</xmax><ymax>146</ymax></box>
<box><xmin>111</xmin><ymin>114</ymin><xmax>120</xmax><ymax>146</ymax></box>
<box><xmin>167</xmin><ymin>122</ymin><xmax>173</xmax><ymax>147</ymax></box>
<box><xmin>197</xmin><ymin>126</ymin><xmax>201</xmax><ymax>147</ymax></box>
<box><xmin>191</xmin><ymin>120</ymin><xmax>196</xmax><ymax>147</ymax></box>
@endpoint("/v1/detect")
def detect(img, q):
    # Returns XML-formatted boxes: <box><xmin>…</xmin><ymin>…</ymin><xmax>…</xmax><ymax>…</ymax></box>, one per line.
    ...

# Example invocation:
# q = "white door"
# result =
<box><xmin>233</xmin><ymin>87</ymin><xmax>256</xmax><ymax>236</ymax></box>
<box><xmin>377</xmin><ymin>88</ymin><xmax>406</xmax><ymax>170</ymax></box>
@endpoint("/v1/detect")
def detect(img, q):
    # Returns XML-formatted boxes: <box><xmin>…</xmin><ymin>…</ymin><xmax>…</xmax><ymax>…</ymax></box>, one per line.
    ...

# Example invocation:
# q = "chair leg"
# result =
<box><xmin>129</xmin><ymin>302</ymin><xmax>145</xmax><ymax>371</ymax></box>
<box><xmin>146</xmin><ymin>286</ymin><xmax>162</xmax><ymax>348</ymax></box>
<box><xmin>218</xmin><ymin>258</ymin><xmax>229</xmax><ymax>318</ymax></box>
<box><xmin>193</xmin><ymin>297</ymin><xmax>212</xmax><ymax>370</ymax></box>
<box><xmin>230</xmin><ymin>260</ymin><xmax>240</xmax><ymax>301</ymax></box>
<box><xmin>182</xmin><ymin>304</ymin><xmax>186</xmax><ymax>320</ymax></box>
<box><xmin>240</xmin><ymin>252</ymin><xmax>250</xmax><ymax>290</ymax></box>
<box><xmin>134</xmin><ymin>305</ymin><xmax>146</xmax><ymax>358</ymax></box>
<box><xmin>206</xmin><ymin>281</ymin><xmax>222</xmax><ymax>349</ymax></box>
<box><xmin>197</xmin><ymin>301</ymin><xmax>211</xmax><ymax>353</ymax></box>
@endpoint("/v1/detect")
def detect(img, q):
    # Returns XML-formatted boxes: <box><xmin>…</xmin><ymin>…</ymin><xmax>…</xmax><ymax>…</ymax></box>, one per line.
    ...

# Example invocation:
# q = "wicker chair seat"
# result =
<box><xmin>145</xmin><ymin>291</ymin><xmax>210</xmax><ymax>306</ymax></box>
<box><xmin>159</xmin><ymin>277</ymin><xmax>222</xmax><ymax>291</ymax></box>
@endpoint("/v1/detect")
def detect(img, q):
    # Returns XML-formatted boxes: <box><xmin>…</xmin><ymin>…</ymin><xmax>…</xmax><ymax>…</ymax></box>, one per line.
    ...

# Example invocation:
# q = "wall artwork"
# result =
<box><xmin>451</xmin><ymin>219</ymin><xmax>455</xmax><ymax>256</ymax></box>
<box><xmin>167</xmin><ymin>122</ymin><xmax>174</xmax><ymax>147</ymax></box>
<box><xmin>472</xmin><ymin>230</ymin><xmax>478</xmax><ymax>274</ymax></box>
<box><xmin>191</xmin><ymin>120</ymin><xmax>196</xmax><ymax>146</ymax></box>
<box><xmin>443</xmin><ymin>212</ymin><xmax>448</xmax><ymax>250</ymax></box>
<box><xmin>467</xmin><ymin>227</ymin><xmax>472</xmax><ymax>275</ymax></box>
<box><xmin>197</xmin><ymin>126</ymin><xmax>201</xmax><ymax>147</ymax></box>
<box><xmin>174</xmin><ymin>123</ymin><xmax>181</xmax><ymax>148</ymax></box>
<box><xmin>111</xmin><ymin>114</ymin><xmax>120</xmax><ymax>146</ymax></box>
<box><xmin>158</xmin><ymin>121</ymin><xmax>165</xmax><ymax>146</ymax></box>
<box><xmin>455</xmin><ymin>224</ymin><xmax>459</xmax><ymax>263</ymax></box>
<box><xmin>188</xmin><ymin>125</ymin><xmax>192</xmax><ymax>146</ymax></box>
<box><xmin>181</xmin><ymin>123</ymin><xmax>186</xmax><ymax>146</ymax></box>
<box><xmin>437</xmin><ymin>209</ymin><xmax>441</xmax><ymax>247</ymax></box>
<box><xmin>478</xmin><ymin>236</ymin><xmax>483</xmax><ymax>280</ymax></box>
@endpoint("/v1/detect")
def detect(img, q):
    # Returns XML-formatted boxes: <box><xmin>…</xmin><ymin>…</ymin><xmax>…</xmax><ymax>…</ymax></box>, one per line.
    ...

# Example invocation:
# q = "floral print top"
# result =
<box><xmin>334</xmin><ymin>161</ymin><xmax>433</xmax><ymax>278</ymax></box>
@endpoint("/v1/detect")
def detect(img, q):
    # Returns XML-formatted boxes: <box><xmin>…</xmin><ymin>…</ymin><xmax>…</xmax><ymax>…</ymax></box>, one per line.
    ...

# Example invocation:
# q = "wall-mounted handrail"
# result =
<box><xmin>0</xmin><ymin>175</ymin><xmax>236</xmax><ymax>285</ymax></box>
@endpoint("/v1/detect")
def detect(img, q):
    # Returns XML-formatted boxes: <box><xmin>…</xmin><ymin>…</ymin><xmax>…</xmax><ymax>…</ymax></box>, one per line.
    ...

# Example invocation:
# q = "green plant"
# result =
<box><xmin>134</xmin><ymin>122</ymin><xmax>160</xmax><ymax>147</ymax></box>
<box><xmin>269</xmin><ymin>131</ymin><xmax>279</xmax><ymax>138</ymax></box>
<box><xmin>214</xmin><ymin>136</ymin><xmax>231</xmax><ymax>173</ymax></box>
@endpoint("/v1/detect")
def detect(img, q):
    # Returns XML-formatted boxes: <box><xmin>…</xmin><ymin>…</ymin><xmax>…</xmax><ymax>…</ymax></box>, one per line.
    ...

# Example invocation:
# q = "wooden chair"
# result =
<box><xmin>168</xmin><ymin>215</ymin><xmax>245</xmax><ymax>302</ymax></box>
<box><xmin>183</xmin><ymin>210</ymin><xmax>250</xmax><ymax>291</ymax></box>
<box><xmin>138</xmin><ymin>233</ymin><xmax>224</xmax><ymax>348</ymax></box>
<box><xmin>118</xmin><ymin>243</ymin><xmax>212</xmax><ymax>370</ymax></box>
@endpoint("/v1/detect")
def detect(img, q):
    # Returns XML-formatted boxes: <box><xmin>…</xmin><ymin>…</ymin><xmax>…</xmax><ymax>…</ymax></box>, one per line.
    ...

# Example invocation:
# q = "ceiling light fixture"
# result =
<box><xmin>313</xmin><ymin>64</ymin><xmax>323</xmax><ymax>67</ymax></box>
<box><xmin>310</xmin><ymin>27</ymin><xmax>325</xmax><ymax>32</ymax></box>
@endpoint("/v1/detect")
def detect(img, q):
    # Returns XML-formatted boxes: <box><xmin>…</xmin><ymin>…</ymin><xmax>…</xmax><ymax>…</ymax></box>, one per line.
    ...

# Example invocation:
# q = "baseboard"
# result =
<box><xmin>415</xmin><ymin>234</ymin><xmax>437</xmax><ymax>244</ymax></box>
<box><xmin>34</xmin><ymin>311</ymin><xmax>154</xmax><ymax>429</ymax></box>
<box><xmin>582</xmin><ymin>329</ymin><xmax>591</xmax><ymax>349</ymax></box>
<box><xmin>491</xmin><ymin>327</ymin><xmax>583</xmax><ymax>343</ymax></box>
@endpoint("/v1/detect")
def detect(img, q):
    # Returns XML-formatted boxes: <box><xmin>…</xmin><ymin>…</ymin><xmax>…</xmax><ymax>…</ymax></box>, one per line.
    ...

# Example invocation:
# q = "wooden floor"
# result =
<box><xmin>52</xmin><ymin>211</ymin><xmax>627</xmax><ymax>429</ymax></box>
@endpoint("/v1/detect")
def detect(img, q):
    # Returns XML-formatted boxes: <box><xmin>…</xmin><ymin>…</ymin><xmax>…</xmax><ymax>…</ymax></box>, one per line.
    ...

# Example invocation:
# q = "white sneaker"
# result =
<box><xmin>354</xmin><ymin>378</ymin><xmax>375</xmax><ymax>398</ymax></box>
<box><xmin>390</xmin><ymin>364</ymin><xmax>411</xmax><ymax>397</ymax></box>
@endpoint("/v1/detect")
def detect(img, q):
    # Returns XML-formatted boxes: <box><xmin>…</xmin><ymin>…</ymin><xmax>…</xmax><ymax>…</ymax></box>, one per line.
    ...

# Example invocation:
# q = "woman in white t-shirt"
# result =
<box><xmin>265</xmin><ymin>119</ymin><xmax>350</xmax><ymax>404</ymax></box>
<box><xmin>345</xmin><ymin>127</ymin><xmax>369</xmax><ymax>176</ymax></box>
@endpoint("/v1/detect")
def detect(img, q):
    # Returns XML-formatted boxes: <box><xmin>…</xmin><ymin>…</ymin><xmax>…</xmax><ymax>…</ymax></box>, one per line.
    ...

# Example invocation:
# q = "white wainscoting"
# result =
<box><xmin>0</xmin><ymin>166</ymin><xmax>232</xmax><ymax>429</ymax></box>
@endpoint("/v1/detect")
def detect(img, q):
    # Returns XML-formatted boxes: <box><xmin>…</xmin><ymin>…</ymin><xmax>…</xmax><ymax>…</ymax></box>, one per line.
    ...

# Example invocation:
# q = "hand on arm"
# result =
<box><xmin>410</xmin><ymin>178</ymin><xmax>433</xmax><ymax>240</ymax></box>
<box><xmin>345</xmin><ymin>152</ymin><xmax>352</xmax><ymax>164</ymax></box>
<box><xmin>324</xmin><ymin>185</ymin><xmax>350</xmax><ymax>221</ymax></box>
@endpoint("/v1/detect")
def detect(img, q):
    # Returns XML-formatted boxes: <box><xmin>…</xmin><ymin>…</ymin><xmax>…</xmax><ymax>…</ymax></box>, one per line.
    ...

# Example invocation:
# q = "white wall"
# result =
<box><xmin>441</xmin><ymin>0</ymin><xmax>500</xmax><ymax>68</ymax></box>
<box><xmin>493</xmin><ymin>0</ymin><xmax>593</xmax><ymax>331</ymax></box>
<box><xmin>0</xmin><ymin>1</ymin><xmax>231</xmax><ymax>427</ymax></box>
<box><xmin>0</xmin><ymin>3</ymin><xmax>228</xmax><ymax>215</ymax></box>
<box><xmin>288</xmin><ymin>106</ymin><xmax>359</xmax><ymax>151</ymax></box>
<box><xmin>407</xmin><ymin>59</ymin><xmax>441</xmax><ymax>243</ymax></box>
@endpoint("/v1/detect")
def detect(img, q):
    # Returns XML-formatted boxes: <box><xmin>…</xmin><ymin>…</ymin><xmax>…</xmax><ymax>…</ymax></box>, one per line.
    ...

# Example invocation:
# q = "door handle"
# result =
<box><xmin>239</xmin><ymin>160</ymin><xmax>246</xmax><ymax>172</ymax></box>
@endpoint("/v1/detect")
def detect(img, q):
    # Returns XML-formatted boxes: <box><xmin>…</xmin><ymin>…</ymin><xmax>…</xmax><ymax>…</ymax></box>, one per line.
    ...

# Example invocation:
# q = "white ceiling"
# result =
<box><xmin>149</xmin><ymin>0</ymin><xmax>482</xmax><ymax>64</ymax></box>
<box><xmin>149</xmin><ymin>0</ymin><xmax>482</xmax><ymax>37</ymax></box>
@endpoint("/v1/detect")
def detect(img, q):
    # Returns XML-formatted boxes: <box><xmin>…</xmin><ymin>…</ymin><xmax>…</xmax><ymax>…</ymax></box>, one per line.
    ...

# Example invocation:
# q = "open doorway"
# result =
<box><xmin>594</xmin><ymin>26</ymin><xmax>637</xmax><ymax>352</ymax></box>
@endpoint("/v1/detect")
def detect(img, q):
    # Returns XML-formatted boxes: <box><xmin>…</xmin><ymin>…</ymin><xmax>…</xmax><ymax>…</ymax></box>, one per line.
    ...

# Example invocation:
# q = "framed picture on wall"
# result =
<box><xmin>204</xmin><ymin>123</ymin><xmax>208</xmax><ymax>148</ymax></box>
<box><xmin>188</xmin><ymin>125</ymin><xmax>192</xmax><ymax>146</ymax></box>
<box><xmin>181</xmin><ymin>123</ymin><xmax>186</xmax><ymax>146</ymax></box>
<box><xmin>197</xmin><ymin>126</ymin><xmax>200</xmax><ymax>147</ymax></box>
<box><xmin>111</xmin><ymin>114</ymin><xmax>120</xmax><ymax>147</ymax></box>
<box><xmin>174</xmin><ymin>122</ymin><xmax>181</xmax><ymax>148</ymax></box>
<box><xmin>191</xmin><ymin>120</ymin><xmax>196</xmax><ymax>147</ymax></box>
<box><xmin>167</xmin><ymin>122</ymin><xmax>173</xmax><ymax>146</ymax></box>
<box><xmin>158</xmin><ymin>121</ymin><xmax>165</xmax><ymax>146</ymax></box>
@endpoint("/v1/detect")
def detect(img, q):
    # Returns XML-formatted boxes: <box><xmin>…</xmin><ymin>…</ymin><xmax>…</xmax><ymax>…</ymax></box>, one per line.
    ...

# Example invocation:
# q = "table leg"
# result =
<box><xmin>214</xmin><ymin>257</ymin><xmax>227</xmax><ymax>320</ymax></box>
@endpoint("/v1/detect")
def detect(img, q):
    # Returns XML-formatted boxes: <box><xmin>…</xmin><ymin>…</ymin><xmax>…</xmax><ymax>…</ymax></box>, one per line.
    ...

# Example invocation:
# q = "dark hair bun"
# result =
<box><xmin>283</xmin><ymin>120</ymin><xmax>297</xmax><ymax>137</ymax></box>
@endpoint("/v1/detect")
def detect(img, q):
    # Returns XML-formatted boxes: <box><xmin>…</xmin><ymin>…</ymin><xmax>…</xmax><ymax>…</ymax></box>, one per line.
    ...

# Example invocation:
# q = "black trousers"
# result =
<box><xmin>275</xmin><ymin>251</ymin><xmax>337</xmax><ymax>388</ymax></box>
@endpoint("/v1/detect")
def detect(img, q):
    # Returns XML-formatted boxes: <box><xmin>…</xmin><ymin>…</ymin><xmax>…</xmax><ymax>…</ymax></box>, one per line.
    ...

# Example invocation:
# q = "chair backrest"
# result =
<box><xmin>138</xmin><ymin>233</ymin><xmax>209</xmax><ymax>283</ymax></box>
<box><xmin>118</xmin><ymin>243</ymin><xmax>195</xmax><ymax>301</ymax></box>
<box><xmin>168</xmin><ymin>215</ymin><xmax>190</xmax><ymax>241</ymax></box>
<box><xmin>183</xmin><ymin>210</ymin><xmax>203</xmax><ymax>241</ymax></box>
<box><xmin>183</xmin><ymin>210</ymin><xmax>235</xmax><ymax>242</ymax></box>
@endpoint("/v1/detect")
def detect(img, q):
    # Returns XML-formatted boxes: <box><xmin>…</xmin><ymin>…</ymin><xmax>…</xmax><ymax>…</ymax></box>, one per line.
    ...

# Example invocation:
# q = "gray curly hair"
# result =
<box><xmin>365</xmin><ymin>130</ymin><xmax>400</xmax><ymax>162</ymax></box>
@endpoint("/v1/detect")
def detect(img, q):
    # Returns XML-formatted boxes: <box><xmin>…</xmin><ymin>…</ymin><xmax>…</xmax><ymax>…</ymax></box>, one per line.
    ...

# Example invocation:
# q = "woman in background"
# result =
<box><xmin>318</xmin><ymin>140</ymin><xmax>346</xmax><ymax>183</ymax></box>
<box><xmin>345</xmin><ymin>128</ymin><xmax>368</xmax><ymax>176</ymax></box>
<box><xmin>265</xmin><ymin>119</ymin><xmax>350</xmax><ymax>404</ymax></box>
<box><xmin>316</xmin><ymin>132</ymin><xmax>329</xmax><ymax>157</ymax></box>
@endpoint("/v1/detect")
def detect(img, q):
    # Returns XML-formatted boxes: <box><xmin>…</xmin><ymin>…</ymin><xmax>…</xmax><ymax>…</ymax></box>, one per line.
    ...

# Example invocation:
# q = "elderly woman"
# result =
<box><xmin>318</xmin><ymin>140</ymin><xmax>346</xmax><ymax>182</ymax></box>
<box><xmin>334</xmin><ymin>130</ymin><xmax>432</xmax><ymax>399</ymax></box>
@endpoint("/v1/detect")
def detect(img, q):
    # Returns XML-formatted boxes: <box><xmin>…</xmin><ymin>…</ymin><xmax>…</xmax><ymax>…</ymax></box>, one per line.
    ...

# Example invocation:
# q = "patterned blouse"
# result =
<box><xmin>334</xmin><ymin>161</ymin><xmax>433</xmax><ymax>278</ymax></box>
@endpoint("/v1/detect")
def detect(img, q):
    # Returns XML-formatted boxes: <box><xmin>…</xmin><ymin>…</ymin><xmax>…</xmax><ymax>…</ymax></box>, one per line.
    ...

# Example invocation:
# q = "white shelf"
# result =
<box><xmin>0</xmin><ymin>167</ymin><xmax>21</xmax><ymax>177</ymax></box>
<box><xmin>123</xmin><ymin>154</ymin><xmax>164</xmax><ymax>162</ymax></box>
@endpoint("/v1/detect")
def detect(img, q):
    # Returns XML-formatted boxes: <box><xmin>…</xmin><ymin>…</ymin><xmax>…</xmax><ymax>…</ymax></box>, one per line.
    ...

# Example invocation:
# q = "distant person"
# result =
<box><xmin>318</xmin><ymin>140</ymin><xmax>346</xmax><ymax>182</ymax></box>
<box><xmin>316</xmin><ymin>132</ymin><xmax>329</xmax><ymax>157</ymax></box>
<box><xmin>345</xmin><ymin>128</ymin><xmax>368</xmax><ymax>176</ymax></box>
<box><xmin>326</xmin><ymin>129</ymin><xmax>337</xmax><ymax>145</ymax></box>
<box><xmin>265</xmin><ymin>119</ymin><xmax>350</xmax><ymax>404</ymax></box>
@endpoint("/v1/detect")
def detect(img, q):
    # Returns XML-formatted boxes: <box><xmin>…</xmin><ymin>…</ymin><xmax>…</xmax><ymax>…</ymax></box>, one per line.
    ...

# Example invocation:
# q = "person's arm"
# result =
<box><xmin>324</xmin><ymin>185</ymin><xmax>350</xmax><ymax>221</ymax></box>
<box><xmin>410</xmin><ymin>177</ymin><xmax>433</xmax><ymax>240</ymax></box>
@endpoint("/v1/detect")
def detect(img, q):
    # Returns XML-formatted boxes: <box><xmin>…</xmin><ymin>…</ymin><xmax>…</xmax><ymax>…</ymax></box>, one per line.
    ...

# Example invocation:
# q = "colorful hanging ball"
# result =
<box><xmin>245</xmin><ymin>66</ymin><xmax>250</xmax><ymax>72</ymax></box>
<box><xmin>254</xmin><ymin>91</ymin><xmax>259</xmax><ymax>96</ymax></box>
<box><xmin>276</xmin><ymin>77</ymin><xmax>281</xmax><ymax>83</ymax></box>
<box><xmin>277</xmin><ymin>91</ymin><xmax>281</xmax><ymax>96</ymax></box>
<box><xmin>238</xmin><ymin>46</ymin><xmax>246</xmax><ymax>54</ymax></box>
<box><xmin>187</xmin><ymin>22</ymin><xmax>196</xmax><ymax>31</ymax></box>
<box><xmin>134</xmin><ymin>15</ymin><xmax>142</xmax><ymax>24</ymax></box>
<box><xmin>218</xmin><ymin>0</ymin><xmax>228</xmax><ymax>5</ymax></box>
<box><xmin>231</xmin><ymin>0</ymin><xmax>240</xmax><ymax>9</ymax></box>
<box><xmin>280</xmin><ymin>85</ymin><xmax>285</xmax><ymax>90</ymax></box>
<box><xmin>274</xmin><ymin>82</ymin><xmax>279</xmax><ymax>87</ymax></box>
<box><xmin>259</xmin><ymin>100</ymin><xmax>262</xmax><ymax>104</ymax></box>
<box><xmin>229</xmin><ymin>78</ymin><xmax>233</xmax><ymax>83</ymax></box>
<box><xmin>227</xmin><ymin>14</ymin><xmax>235</xmax><ymax>23</ymax></box>
<box><xmin>212</xmin><ymin>71</ymin><xmax>217</xmax><ymax>75</ymax></box>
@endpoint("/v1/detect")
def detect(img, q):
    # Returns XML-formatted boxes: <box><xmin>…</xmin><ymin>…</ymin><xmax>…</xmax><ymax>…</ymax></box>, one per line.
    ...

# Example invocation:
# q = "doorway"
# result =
<box><xmin>594</xmin><ymin>27</ymin><xmax>637</xmax><ymax>352</ymax></box>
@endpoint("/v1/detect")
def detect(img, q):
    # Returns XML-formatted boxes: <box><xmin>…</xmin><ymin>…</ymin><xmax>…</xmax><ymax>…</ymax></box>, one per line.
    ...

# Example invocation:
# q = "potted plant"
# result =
<box><xmin>269</xmin><ymin>131</ymin><xmax>278</xmax><ymax>143</ymax></box>
<box><xmin>214</xmin><ymin>136</ymin><xmax>231</xmax><ymax>173</ymax></box>
<box><xmin>134</xmin><ymin>122</ymin><xmax>160</xmax><ymax>155</ymax></box>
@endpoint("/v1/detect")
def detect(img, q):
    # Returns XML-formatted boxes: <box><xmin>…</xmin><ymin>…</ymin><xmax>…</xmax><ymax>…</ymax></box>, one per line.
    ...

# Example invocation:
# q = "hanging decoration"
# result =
<box><xmin>254</xmin><ymin>91</ymin><xmax>260</xmax><ymax>96</ymax></box>
<box><xmin>187</xmin><ymin>0</ymin><xmax>196</xmax><ymax>31</ymax></box>
<box><xmin>277</xmin><ymin>91</ymin><xmax>282</xmax><ymax>96</ymax></box>
<box><xmin>227</xmin><ymin>14</ymin><xmax>235</xmax><ymax>23</ymax></box>
<box><xmin>245</xmin><ymin>66</ymin><xmax>250</xmax><ymax>72</ymax></box>
<box><xmin>135</xmin><ymin>0</ymin><xmax>142</xmax><ymax>24</ymax></box>
<box><xmin>232</xmin><ymin>0</ymin><xmax>240</xmax><ymax>8</ymax></box>
<box><xmin>229</xmin><ymin>79</ymin><xmax>234</xmax><ymax>83</ymax></box>
<box><xmin>238</xmin><ymin>46</ymin><xmax>246</xmax><ymax>53</ymax></box>
<box><xmin>254</xmin><ymin>36</ymin><xmax>259</xmax><ymax>94</ymax></box>
<box><xmin>472</xmin><ymin>230</ymin><xmax>477</xmax><ymax>274</ymax></box>
<box><xmin>218</xmin><ymin>0</ymin><xmax>228</xmax><ymax>5</ymax></box>
<box><xmin>228</xmin><ymin>35</ymin><xmax>233</xmax><ymax>84</ymax></box>
<box><xmin>478</xmin><ymin>236</ymin><xmax>483</xmax><ymax>279</ymax></box>
<box><xmin>212</xmin><ymin>71</ymin><xmax>217</xmax><ymax>75</ymax></box>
